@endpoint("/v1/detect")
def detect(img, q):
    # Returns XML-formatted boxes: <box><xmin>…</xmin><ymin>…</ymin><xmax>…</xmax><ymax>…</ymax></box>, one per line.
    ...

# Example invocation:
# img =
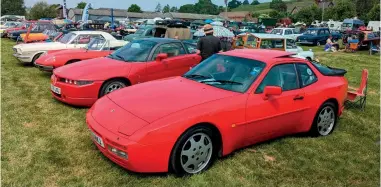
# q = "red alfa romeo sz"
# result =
<box><xmin>86</xmin><ymin>49</ymin><xmax>348</xmax><ymax>175</ymax></box>
<box><xmin>50</xmin><ymin>38</ymin><xmax>201</xmax><ymax>106</ymax></box>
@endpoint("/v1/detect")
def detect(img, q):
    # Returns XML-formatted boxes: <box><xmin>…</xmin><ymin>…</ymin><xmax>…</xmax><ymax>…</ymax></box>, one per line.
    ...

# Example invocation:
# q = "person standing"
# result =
<box><xmin>197</xmin><ymin>24</ymin><xmax>222</xmax><ymax>61</ymax></box>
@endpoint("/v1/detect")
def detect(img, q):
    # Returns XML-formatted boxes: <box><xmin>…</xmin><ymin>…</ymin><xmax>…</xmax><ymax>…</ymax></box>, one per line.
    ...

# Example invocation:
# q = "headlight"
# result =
<box><xmin>61</xmin><ymin>78</ymin><xmax>93</xmax><ymax>86</ymax></box>
<box><xmin>108</xmin><ymin>145</ymin><xmax>128</xmax><ymax>159</ymax></box>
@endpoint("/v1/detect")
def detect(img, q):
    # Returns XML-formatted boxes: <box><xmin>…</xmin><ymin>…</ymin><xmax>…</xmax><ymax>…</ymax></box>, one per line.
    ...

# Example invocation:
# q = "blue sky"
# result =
<box><xmin>25</xmin><ymin>0</ymin><xmax>272</xmax><ymax>10</ymax></box>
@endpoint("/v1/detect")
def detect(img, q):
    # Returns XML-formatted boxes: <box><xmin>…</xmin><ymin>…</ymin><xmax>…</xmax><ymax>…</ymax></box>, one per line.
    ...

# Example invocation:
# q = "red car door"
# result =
<box><xmin>143</xmin><ymin>42</ymin><xmax>200</xmax><ymax>81</ymax></box>
<box><xmin>244</xmin><ymin>63</ymin><xmax>306</xmax><ymax>144</ymax></box>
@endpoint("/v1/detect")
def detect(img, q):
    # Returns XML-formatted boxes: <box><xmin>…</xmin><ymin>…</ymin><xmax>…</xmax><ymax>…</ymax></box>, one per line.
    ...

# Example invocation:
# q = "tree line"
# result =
<box><xmin>2</xmin><ymin>0</ymin><xmax>380</xmax><ymax>22</ymax></box>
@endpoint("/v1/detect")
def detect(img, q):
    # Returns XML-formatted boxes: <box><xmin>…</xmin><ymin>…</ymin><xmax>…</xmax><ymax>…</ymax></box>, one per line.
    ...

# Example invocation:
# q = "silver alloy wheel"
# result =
<box><xmin>180</xmin><ymin>132</ymin><xmax>213</xmax><ymax>174</ymax></box>
<box><xmin>105</xmin><ymin>82</ymin><xmax>125</xmax><ymax>94</ymax></box>
<box><xmin>317</xmin><ymin>106</ymin><xmax>335</xmax><ymax>136</ymax></box>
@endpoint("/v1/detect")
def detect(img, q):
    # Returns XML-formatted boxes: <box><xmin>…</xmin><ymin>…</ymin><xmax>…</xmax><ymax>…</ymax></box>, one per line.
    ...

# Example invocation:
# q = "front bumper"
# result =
<box><xmin>13</xmin><ymin>53</ymin><xmax>32</xmax><ymax>63</ymax></box>
<box><xmin>35</xmin><ymin>64</ymin><xmax>54</xmax><ymax>72</ymax></box>
<box><xmin>86</xmin><ymin>111</ymin><xmax>172</xmax><ymax>173</ymax></box>
<box><xmin>50</xmin><ymin>75</ymin><xmax>103</xmax><ymax>107</ymax></box>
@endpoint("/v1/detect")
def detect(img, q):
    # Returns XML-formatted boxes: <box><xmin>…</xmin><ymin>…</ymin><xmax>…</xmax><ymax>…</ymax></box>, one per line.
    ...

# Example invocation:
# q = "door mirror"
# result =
<box><xmin>156</xmin><ymin>53</ymin><xmax>168</xmax><ymax>62</ymax></box>
<box><xmin>263</xmin><ymin>86</ymin><xmax>282</xmax><ymax>100</ymax></box>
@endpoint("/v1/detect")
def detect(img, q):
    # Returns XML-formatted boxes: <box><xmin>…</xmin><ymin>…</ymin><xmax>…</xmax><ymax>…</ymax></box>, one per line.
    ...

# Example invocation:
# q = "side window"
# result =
<box><xmin>296</xmin><ymin>63</ymin><xmax>317</xmax><ymax>87</ymax></box>
<box><xmin>75</xmin><ymin>34</ymin><xmax>101</xmax><ymax>44</ymax></box>
<box><xmin>184</xmin><ymin>43</ymin><xmax>197</xmax><ymax>54</ymax></box>
<box><xmin>152</xmin><ymin>43</ymin><xmax>186</xmax><ymax>60</ymax></box>
<box><xmin>255</xmin><ymin>64</ymin><xmax>298</xmax><ymax>93</ymax></box>
<box><xmin>286</xmin><ymin>39</ymin><xmax>297</xmax><ymax>49</ymax></box>
<box><xmin>260</xmin><ymin>39</ymin><xmax>284</xmax><ymax>49</ymax></box>
<box><xmin>285</xmin><ymin>30</ymin><xmax>292</xmax><ymax>35</ymax></box>
<box><xmin>246</xmin><ymin>35</ymin><xmax>257</xmax><ymax>48</ymax></box>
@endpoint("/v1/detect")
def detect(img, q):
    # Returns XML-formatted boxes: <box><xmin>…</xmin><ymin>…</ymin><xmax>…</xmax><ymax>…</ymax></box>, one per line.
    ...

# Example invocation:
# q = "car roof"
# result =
<box><xmin>220</xmin><ymin>49</ymin><xmax>299</xmax><ymax>64</ymax></box>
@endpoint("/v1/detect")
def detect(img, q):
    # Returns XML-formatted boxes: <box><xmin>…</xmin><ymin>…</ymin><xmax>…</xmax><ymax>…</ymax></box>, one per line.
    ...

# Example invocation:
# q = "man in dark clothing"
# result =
<box><xmin>197</xmin><ymin>24</ymin><xmax>222</xmax><ymax>61</ymax></box>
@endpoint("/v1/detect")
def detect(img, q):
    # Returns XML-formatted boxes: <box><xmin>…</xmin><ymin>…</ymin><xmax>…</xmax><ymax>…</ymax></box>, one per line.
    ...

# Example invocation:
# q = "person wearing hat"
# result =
<box><xmin>197</xmin><ymin>24</ymin><xmax>222</xmax><ymax>61</ymax></box>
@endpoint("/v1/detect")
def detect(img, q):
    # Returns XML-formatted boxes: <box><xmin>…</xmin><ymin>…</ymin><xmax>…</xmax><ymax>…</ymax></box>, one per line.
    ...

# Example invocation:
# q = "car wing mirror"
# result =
<box><xmin>156</xmin><ymin>53</ymin><xmax>168</xmax><ymax>62</ymax></box>
<box><xmin>262</xmin><ymin>86</ymin><xmax>282</xmax><ymax>100</ymax></box>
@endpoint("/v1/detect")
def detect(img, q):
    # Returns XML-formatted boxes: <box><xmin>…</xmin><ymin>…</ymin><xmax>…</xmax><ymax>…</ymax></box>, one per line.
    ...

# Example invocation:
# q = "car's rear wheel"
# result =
<box><xmin>310</xmin><ymin>102</ymin><xmax>337</xmax><ymax>136</ymax></box>
<box><xmin>99</xmin><ymin>79</ymin><xmax>127</xmax><ymax>97</ymax></box>
<box><xmin>170</xmin><ymin>126</ymin><xmax>216</xmax><ymax>175</ymax></box>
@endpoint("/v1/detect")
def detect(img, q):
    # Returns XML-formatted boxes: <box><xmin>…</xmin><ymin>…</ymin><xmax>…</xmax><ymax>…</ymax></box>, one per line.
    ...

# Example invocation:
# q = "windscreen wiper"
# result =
<box><xmin>183</xmin><ymin>74</ymin><xmax>212</xmax><ymax>79</ymax></box>
<box><xmin>200</xmin><ymin>79</ymin><xmax>243</xmax><ymax>85</ymax></box>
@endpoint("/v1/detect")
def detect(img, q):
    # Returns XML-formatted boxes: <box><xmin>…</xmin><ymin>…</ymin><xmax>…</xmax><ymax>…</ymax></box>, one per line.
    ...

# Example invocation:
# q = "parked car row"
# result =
<box><xmin>9</xmin><ymin>29</ymin><xmax>348</xmax><ymax>175</ymax></box>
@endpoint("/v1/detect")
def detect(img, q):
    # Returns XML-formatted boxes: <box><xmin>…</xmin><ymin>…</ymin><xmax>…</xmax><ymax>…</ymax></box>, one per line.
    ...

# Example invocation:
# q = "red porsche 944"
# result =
<box><xmin>50</xmin><ymin>38</ymin><xmax>201</xmax><ymax>106</ymax></box>
<box><xmin>86</xmin><ymin>49</ymin><xmax>348</xmax><ymax>175</ymax></box>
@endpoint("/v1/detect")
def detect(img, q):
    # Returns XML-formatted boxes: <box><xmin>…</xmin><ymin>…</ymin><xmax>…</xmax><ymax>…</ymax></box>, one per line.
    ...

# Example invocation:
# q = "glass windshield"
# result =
<box><xmin>305</xmin><ymin>29</ymin><xmax>318</xmax><ymax>35</ymax></box>
<box><xmin>184</xmin><ymin>54</ymin><xmax>266</xmax><ymax>93</ymax></box>
<box><xmin>271</xmin><ymin>29</ymin><xmax>282</xmax><ymax>35</ymax></box>
<box><xmin>86</xmin><ymin>38</ymin><xmax>106</xmax><ymax>50</ymax></box>
<box><xmin>343</xmin><ymin>23</ymin><xmax>352</xmax><ymax>28</ymax></box>
<box><xmin>59</xmin><ymin>33</ymin><xmax>76</xmax><ymax>44</ymax></box>
<box><xmin>108</xmin><ymin>40</ymin><xmax>156</xmax><ymax>62</ymax></box>
<box><xmin>135</xmin><ymin>28</ymin><xmax>145</xmax><ymax>34</ymax></box>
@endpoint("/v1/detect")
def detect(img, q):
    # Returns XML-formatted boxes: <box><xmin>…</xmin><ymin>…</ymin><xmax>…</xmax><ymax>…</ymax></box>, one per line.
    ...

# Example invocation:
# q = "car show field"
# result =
<box><xmin>1</xmin><ymin>38</ymin><xmax>380</xmax><ymax>186</ymax></box>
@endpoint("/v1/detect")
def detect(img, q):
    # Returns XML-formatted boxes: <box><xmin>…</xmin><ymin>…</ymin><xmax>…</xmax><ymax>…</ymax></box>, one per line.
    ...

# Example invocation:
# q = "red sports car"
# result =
<box><xmin>86</xmin><ymin>49</ymin><xmax>348</xmax><ymax>175</ymax></box>
<box><xmin>51</xmin><ymin>38</ymin><xmax>201</xmax><ymax>107</ymax></box>
<box><xmin>35</xmin><ymin>38</ymin><xmax>128</xmax><ymax>71</ymax></box>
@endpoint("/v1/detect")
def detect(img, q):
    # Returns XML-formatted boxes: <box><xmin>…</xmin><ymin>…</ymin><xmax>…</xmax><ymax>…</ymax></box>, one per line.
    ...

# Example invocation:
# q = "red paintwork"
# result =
<box><xmin>36</xmin><ymin>49</ymin><xmax>113</xmax><ymax>69</ymax></box>
<box><xmin>51</xmin><ymin>53</ymin><xmax>202</xmax><ymax>106</ymax></box>
<box><xmin>86</xmin><ymin>49</ymin><xmax>348</xmax><ymax>173</ymax></box>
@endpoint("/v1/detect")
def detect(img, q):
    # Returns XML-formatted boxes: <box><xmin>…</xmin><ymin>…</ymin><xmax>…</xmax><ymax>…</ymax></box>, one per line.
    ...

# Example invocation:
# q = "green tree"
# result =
<box><xmin>162</xmin><ymin>4</ymin><xmax>170</xmax><ymax>13</ymax></box>
<box><xmin>194</xmin><ymin>0</ymin><xmax>219</xmax><ymax>15</ymax></box>
<box><xmin>251</xmin><ymin>0</ymin><xmax>260</xmax><ymax>5</ymax></box>
<box><xmin>270</xmin><ymin>0</ymin><xmax>287</xmax><ymax>12</ymax></box>
<box><xmin>228</xmin><ymin>0</ymin><xmax>242</xmax><ymax>9</ymax></box>
<box><xmin>355</xmin><ymin>0</ymin><xmax>378</xmax><ymax>22</ymax></box>
<box><xmin>155</xmin><ymin>3</ymin><xmax>162</xmax><ymax>12</ymax></box>
<box><xmin>128</xmin><ymin>4</ymin><xmax>142</xmax><ymax>13</ymax></box>
<box><xmin>1</xmin><ymin>0</ymin><xmax>26</xmax><ymax>16</ymax></box>
<box><xmin>170</xmin><ymin>6</ymin><xmax>178</xmax><ymax>12</ymax></box>
<box><xmin>367</xmin><ymin>3</ymin><xmax>380</xmax><ymax>21</ymax></box>
<box><xmin>294</xmin><ymin>5</ymin><xmax>322</xmax><ymax>24</ymax></box>
<box><xmin>251</xmin><ymin>12</ymin><xmax>260</xmax><ymax>18</ymax></box>
<box><xmin>179</xmin><ymin>4</ymin><xmax>195</xmax><ymax>13</ymax></box>
<box><xmin>76</xmin><ymin>1</ymin><xmax>87</xmax><ymax>9</ymax></box>
<box><xmin>28</xmin><ymin>1</ymin><xmax>56</xmax><ymax>20</ymax></box>
<box><xmin>323</xmin><ymin>0</ymin><xmax>355</xmax><ymax>21</ymax></box>
<box><xmin>243</xmin><ymin>0</ymin><xmax>249</xmax><ymax>5</ymax></box>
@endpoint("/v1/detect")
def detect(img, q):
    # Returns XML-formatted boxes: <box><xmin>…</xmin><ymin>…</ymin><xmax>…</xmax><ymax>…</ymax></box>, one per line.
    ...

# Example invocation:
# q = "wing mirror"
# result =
<box><xmin>156</xmin><ymin>53</ymin><xmax>168</xmax><ymax>62</ymax></box>
<box><xmin>262</xmin><ymin>86</ymin><xmax>282</xmax><ymax>100</ymax></box>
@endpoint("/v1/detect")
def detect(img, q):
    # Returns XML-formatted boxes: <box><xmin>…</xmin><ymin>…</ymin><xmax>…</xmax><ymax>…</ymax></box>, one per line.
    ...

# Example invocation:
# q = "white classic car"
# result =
<box><xmin>13</xmin><ymin>31</ymin><xmax>126</xmax><ymax>64</ymax></box>
<box><xmin>270</xmin><ymin>28</ymin><xmax>303</xmax><ymax>41</ymax></box>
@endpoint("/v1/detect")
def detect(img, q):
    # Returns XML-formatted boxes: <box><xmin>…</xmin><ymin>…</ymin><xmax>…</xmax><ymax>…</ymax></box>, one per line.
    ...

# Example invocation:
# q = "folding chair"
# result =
<box><xmin>346</xmin><ymin>69</ymin><xmax>368</xmax><ymax>110</ymax></box>
<box><xmin>345</xmin><ymin>42</ymin><xmax>358</xmax><ymax>52</ymax></box>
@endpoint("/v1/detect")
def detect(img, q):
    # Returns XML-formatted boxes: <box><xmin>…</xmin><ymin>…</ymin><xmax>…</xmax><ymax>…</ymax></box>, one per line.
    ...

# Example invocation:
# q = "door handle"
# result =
<box><xmin>293</xmin><ymin>95</ymin><xmax>304</xmax><ymax>100</ymax></box>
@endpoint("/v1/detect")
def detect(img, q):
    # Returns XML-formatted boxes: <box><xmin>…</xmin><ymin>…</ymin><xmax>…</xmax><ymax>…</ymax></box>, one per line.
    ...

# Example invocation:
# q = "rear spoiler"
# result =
<box><xmin>310</xmin><ymin>60</ymin><xmax>347</xmax><ymax>77</ymax></box>
<box><xmin>324</xmin><ymin>67</ymin><xmax>347</xmax><ymax>76</ymax></box>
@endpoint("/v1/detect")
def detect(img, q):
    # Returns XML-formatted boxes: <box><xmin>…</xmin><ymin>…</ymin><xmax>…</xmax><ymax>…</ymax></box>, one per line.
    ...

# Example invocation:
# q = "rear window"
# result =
<box><xmin>311</xmin><ymin>61</ymin><xmax>346</xmax><ymax>76</ymax></box>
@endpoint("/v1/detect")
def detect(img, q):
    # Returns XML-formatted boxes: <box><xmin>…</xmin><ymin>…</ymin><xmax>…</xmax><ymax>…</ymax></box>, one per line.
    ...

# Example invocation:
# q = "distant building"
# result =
<box><xmin>219</xmin><ymin>11</ymin><xmax>253</xmax><ymax>22</ymax></box>
<box><xmin>67</xmin><ymin>8</ymin><xmax>224</xmax><ymax>22</ymax></box>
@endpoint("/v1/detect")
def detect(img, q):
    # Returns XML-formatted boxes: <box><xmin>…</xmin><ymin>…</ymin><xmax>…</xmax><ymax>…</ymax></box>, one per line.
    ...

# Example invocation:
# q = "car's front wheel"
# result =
<box><xmin>309</xmin><ymin>102</ymin><xmax>337</xmax><ymax>136</ymax></box>
<box><xmin>99</xmin><ymin>79</ymin><xmax>127</xmax><ymax>97</ymax></box>
<box><xmin>170</xmin><ymin>126</ymin><xmax>216</xmax><ymax>175</ymax></box>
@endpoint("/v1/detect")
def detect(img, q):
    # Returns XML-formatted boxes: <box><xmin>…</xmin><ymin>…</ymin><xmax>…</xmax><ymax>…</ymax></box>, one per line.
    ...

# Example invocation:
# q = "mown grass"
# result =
<box><xmin>1</xmin><ymin>38</ymin><xmax>380</xmax><ymax>186</ymax></box>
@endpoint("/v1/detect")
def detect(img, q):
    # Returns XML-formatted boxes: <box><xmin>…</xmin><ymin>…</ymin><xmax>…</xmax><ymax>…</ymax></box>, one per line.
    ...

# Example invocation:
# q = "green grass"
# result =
<box><xmin>232</xmin><ymin>0</ymin><xmax>312</xmax><ymax>13</ymax></box>
<box><xmin>1</xmin><ymin>38</ymin><xmax>380</xmax><ymax>186</ymax></box>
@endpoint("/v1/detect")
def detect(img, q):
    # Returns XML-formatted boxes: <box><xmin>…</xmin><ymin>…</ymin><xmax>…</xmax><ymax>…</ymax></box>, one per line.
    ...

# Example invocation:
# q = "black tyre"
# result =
<box><xmin>32</xmin><ymin>53</ymin><xmax>43</xmax><ymax>65</ymax></box>
<box><xmin>309</xmin><ymin>102</ymin><xmax>337</xmax><ymax>137</ymax></box>
<box><xmin>170</xmin><ymin>126</ymin><xmax>217</xmax><ymax>176</ymax></box>
<box><xmin>99</xmin><ymin>79</ymin><xmax>127</xmax><ymax>97</ymax></box>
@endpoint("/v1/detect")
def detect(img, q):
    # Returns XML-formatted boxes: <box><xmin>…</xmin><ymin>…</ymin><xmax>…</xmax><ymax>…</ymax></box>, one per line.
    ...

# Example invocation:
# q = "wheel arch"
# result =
<box><xmin>31</xmin><ymin>52</ymin><xmax>45</xmax><ymax>63</ymax></box>
<box><xmin>323</xmin><ymin>98</ymin><xmax>339</xmax><ymax>114</ymax></box>
<box><xmin>98</xmin><ymin>77</ymin><xmax>131</xmax><ymax>98</ymax></box>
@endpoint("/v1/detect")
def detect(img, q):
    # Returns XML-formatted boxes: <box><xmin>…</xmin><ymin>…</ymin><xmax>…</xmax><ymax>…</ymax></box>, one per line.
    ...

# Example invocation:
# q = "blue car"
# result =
<box><xmin>297</xmin><ymin>28</ymin><xmax>341</xmax><ymax>46</ymax></box>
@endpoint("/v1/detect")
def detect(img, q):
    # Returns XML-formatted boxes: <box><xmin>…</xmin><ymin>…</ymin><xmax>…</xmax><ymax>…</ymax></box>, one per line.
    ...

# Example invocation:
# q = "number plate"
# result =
<box><xmin>50</xmin><ymin>84</ymin><xmax>61</xmax><ymax>94</ymax></box>
<box><xmin>91</xmin><ymin>131</ymin><xmax>105</xmax><ymax>148</ymax></box>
